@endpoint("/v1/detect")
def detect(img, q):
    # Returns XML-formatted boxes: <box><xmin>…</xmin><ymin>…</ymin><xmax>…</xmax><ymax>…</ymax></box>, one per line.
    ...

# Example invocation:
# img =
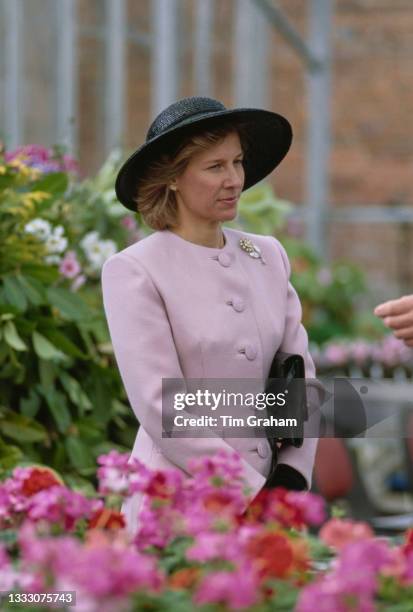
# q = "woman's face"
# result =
<box><xmin>173</xmin><ymin>131</ymin><xmax>245</xmax><ymax>226</ymax></box>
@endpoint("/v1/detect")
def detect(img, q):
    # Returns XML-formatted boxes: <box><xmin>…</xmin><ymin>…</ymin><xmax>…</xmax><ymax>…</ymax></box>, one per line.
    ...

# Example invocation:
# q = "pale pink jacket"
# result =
<box><xmin>101</xmin><ymin>227</ymin><xmax>321</xmax><ymax>535</ymax></box>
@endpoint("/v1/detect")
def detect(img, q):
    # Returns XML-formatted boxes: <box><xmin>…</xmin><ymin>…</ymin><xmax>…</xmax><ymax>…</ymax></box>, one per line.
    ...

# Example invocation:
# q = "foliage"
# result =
<box><xmin>0</xmin><ymin>145</ymin><xmax>139</xmax><ymax>483</ymax></box>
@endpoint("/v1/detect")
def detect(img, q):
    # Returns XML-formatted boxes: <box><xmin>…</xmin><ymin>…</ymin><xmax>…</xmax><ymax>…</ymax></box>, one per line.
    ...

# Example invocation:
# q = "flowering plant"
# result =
<box><xmin>312</xmin><ymin>333</ymin><xmax>413</xmax><ymax>378</ymax></box>
<box><xmin>1</xmin><ymin>450</ymin><xmax>413</xmax><ymax>611</ymax></box>
<box><xmin>0</xmin><ymin>144</ymin><xmax>142</xmax><ymax>482</ymax></box>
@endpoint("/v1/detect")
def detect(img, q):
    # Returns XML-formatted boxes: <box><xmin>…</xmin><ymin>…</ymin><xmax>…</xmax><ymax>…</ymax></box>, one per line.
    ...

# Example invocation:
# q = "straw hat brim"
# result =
<box><xmin>115</xmin><ymin>107</ymin><xmax>293</xmax><ymax>211</ymax></box>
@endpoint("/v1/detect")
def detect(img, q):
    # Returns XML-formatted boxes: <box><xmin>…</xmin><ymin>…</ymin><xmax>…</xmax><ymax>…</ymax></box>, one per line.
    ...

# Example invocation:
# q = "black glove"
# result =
<box><xmin>265</xmin><ymin>464</ymin><xmax>307</xmax><ymax>491</ymax></box>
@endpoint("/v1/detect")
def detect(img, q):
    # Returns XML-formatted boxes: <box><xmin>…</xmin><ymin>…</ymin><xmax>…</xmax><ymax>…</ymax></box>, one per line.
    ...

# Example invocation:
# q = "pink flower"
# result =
<box><xmin>298</xmin><ymin>535</ymin><xmax>393</xmax><ymax>612</ymax></box>
<box><xmin>319</xmin><ymin>518</ymin><xmax>374</xmax><ymax>550</ymax></box>
<box><xmin>324</xmin><ymin>344</ymin><xmax>349</xmax><ymax>366</ymax></box>
<box><xmin>285</xmin><ymin>491</ymin><xmax>326</xmax><ymax>526</ymax></box>
<box><xmin>70</xmin><ymin>540</ymin><xmax>164</xmax><ymax>598</ymax></box>
<box><xmin>59</xmin><ymin>250</ymin><xmax>81</xmax><ymax>278</ymax></box>
<box><xmin>18</xmin><ymin>521</ymin><xmax>164</xmax><ymax>603</ymax></box>
<box><xmin>120</xmin><ymin>216</ymin><xmax>137</xmax><ymax>231</ymax></box>
<box><xmin>339</xmin><ymin>538</ymin><xmax>393</xmax><ymax>574</ymax></box>
<box><xmin>193</xmin><ymin>562</ymin><xmax>260</xmax><ymax>609</ymax></box>
<box><xmin>297</xmin><ymin>578</ymin><xmax>376</xmax><ymax>612</ymax></box>
<box><xmin>186</xmin><ymin>532</ymin><xmax>243</xmax><ymax>563</ymax></box>
<box><xmin>350</xmin><ymin>340</ymin><xmax>371</xmax><ymax>365</ymax></box>
<box><xmin>25</xmin><ymin>486</ymin><xmax>102</xmax><ymax>531</ymax></box>
<box><xmin>70</xmin><ymin>273</ymin><xmax>86</xmax><ymax>292</ymax></box>
<box><xmin>5</xmin><ymin>144</ymin><xmax>79</xmax><ymax>176</ymax></box>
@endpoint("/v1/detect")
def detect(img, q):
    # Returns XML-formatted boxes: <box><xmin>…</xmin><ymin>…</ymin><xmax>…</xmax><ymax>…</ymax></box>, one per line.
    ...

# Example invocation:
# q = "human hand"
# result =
<box><xmin>374</xmin><ymin>295</ymin><xmax>413</xmax><ymax>347</ymax></box>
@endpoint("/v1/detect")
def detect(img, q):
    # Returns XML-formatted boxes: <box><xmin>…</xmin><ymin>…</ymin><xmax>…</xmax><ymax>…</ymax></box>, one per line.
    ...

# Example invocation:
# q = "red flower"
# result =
<box><xmin>144</xmin><ymin>472</ymin><xmax>172</xmax><ymax>499</ymax></box>
<box><xmin>21</xmin><ymin>467</ymin><xmax>63</xmax><ymax>497</ymax></box>
<box><xmin>203</xmin><ymin>491</ymin><xmax>236</xmax><ymax>512</ymax></box>
<box><xmin>402</xmin><ymin>528</ymin><xmax>413</xmax><ymax>557</ymax></box>
<box><xmin>246</xmin><ymin>531</ymin><xmax>294</xmax><ymax>580</ymax></box>
<box><xmin>168</xmin><ymin>567</ymin><xmax>201</xmax><ymax>590</ymax></box>
<box><xmin>88</xmin><ymin>507</ymin><xmax>126</xmax><ymax>530</ymax></box>
<box><xmin>240</xmin><ymin>487</ymin><xmax>305</xmax><ymax>529</ymax></box>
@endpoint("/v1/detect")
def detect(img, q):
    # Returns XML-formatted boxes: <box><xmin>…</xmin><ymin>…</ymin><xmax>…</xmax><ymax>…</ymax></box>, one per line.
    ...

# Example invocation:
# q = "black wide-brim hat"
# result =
<box><xmin>115</xmin><ymin>96</ymin><xmax>293</xmax><ymax>211</ymax></box>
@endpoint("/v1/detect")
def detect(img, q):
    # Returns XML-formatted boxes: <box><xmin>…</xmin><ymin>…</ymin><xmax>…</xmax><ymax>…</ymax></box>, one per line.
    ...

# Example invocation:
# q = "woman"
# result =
<box><xmin>101</xmin><ymin>96</ymin><xmax>323</xmax><ymax>536</ymax></box>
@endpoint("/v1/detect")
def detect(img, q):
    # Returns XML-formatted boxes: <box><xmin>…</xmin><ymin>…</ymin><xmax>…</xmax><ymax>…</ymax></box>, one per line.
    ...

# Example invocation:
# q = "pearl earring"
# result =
<box><xmin>170</xmin><ymin>185</ymin><xmax>177</xmax><ymax>191</ymax></box>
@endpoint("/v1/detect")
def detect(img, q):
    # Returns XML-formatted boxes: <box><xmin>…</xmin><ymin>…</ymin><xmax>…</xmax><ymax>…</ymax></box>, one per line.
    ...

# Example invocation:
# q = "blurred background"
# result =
<box><xmin>1</xmin><ymin>0</ymin><xmax>413</xmax><ymax>529</ymax></box>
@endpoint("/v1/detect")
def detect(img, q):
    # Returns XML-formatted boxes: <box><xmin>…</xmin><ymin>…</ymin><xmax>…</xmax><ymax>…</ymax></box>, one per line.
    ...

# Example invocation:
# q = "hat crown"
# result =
<box><xmin>146</xmin><ymin>96</ymin><xmax>227</xmax><ymax>141</ymax></box>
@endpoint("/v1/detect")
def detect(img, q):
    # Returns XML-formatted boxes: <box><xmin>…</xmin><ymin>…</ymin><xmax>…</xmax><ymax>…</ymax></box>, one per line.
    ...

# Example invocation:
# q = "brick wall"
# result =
<box><xmin>74</xmin><ymin>0</ymin><xmax>413</xmax><ymax>299</ymax></box>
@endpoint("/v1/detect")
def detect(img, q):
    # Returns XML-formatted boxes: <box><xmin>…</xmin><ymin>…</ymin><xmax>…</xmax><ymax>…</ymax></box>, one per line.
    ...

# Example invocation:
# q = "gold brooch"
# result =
<box><xmin>239</xmin><ymin>238</ymin><xmax>266</xmax><ymax>264</ymax></box>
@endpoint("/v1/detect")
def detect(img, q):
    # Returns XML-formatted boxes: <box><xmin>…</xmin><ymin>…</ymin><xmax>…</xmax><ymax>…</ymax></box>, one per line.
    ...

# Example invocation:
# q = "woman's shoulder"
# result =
<box><xmin>102</xmin><ymin>231</ymin><xmax>168</xmax><ymax>269</ymax></box>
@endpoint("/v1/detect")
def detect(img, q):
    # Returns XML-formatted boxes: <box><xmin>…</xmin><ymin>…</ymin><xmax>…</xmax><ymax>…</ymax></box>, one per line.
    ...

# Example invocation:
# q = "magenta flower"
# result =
<box><xmin>285</xmin><ymin>491</ymin><xmax>326</xmax><ymax>526</ymax></box>
<box><xmin>297</xmin><ymin>578</ymin><xmax>376</xmax><ymax>612</ymax></box>
<box><xmin>25</xmin><ymin>486</ymin><xmax>102</xmax><ymax>531</ymax></box>
<box><xmin>193</xmin><ymin>562</ymin><xmax>260</xmax><ymax>610</ymax></box>
<box><xmin>97</xmin><ymin>451</ymin><xmax>153</xmax><ymax>497</ymax></box>
<box><xmin>339</xmin><ymin>538</ymin><xmax>393</xmax><ymax>575</ymax></box>
<box><xmin>297</xmin><ymin>537</ymin><xmax>393</xmax><ymax>612</ymax></box>
<box><xmin>18</xmin><ymin>521</ymin><xmax>164</xmax><ymax>604</ymax></box>
<box><xmin>186</xmin><ymin>531</ymin><xmax>244</xmax><ymax>563</ymax></box>
<box><xmin>5</xmin><ymin>144</ymin><xmax>79</xmax><ymax>176</ymax></box>
<box><xmin>69</xmin><ymin>540</ymin><xmax>164</xmax><ymax>598</ymax></box>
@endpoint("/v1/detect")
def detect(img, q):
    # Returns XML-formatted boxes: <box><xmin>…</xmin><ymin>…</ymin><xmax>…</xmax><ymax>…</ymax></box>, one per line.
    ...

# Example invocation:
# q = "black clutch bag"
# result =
<box><xmin>264</xmin><ymin>351</ymin><xmax>308</xmax><ymax>475</ymax></box>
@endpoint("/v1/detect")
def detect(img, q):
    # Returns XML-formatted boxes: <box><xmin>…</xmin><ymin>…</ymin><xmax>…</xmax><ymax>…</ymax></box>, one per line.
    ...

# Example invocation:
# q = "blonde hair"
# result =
<box><xmin>135</xmin><ymin>121</ymin><xmax>250</xmax><ymax>231</ymax></box>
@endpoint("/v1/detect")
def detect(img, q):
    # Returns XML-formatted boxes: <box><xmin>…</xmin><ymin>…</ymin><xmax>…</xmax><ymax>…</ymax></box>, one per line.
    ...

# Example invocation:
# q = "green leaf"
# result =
<box><xmin>63</xmin><ymin>473</ymin><xmax>97</xmax><ymax>496</ymax></box>
<box><xmin>32</xmin><ymin>172</ymin><xmax>68</xmax><ymax>197</ymax></box>
<box><xmin>58</xmin><ymin>371</ymin><xmax>92</xmax><ymax>414</ymax></box>
<box><xmin>38</xmin><ymin>358</ymin><xmax>57</xmax><ymax>388</ymax></box>
<box><xmin>20</xmin><ymin>389</ymin><xmax>41</xmax><ymax>418</ymax></box>
<box><xmin>3</xmin><ymin>320</ymin><xmax>28</xmax><ymax>351</ymax></box>
<box><xmin>2</xmin><ymin>275</ymin><xmax>28</xmax><ymax>311</ymax></box>
<box><xmin>38</xmin><ymin>385</ymin><xmax>72</xmax><ymax>433</ymax></box>
<box><xmin>20</xmin><ymin>263</ymin><xmax>59</xmax><ymax>284</ymax></box>
<box><xmin>75</xmin><ymin>418</ymin><xmax>104</xmax><ymax>443</ymax></box>
<box><xmin>15</xmin><ymin>274</ymin><xmax>46</xmax><ymax>306</ymax></box>
<box><xmin>47</xmin><ymin>287</ymin><xmax>91</xmax><ymax>321</ymax></box>
<box><xmin>0</xmin><ymin>411</ymin><xmax>47</xmax><ymax>443</ymax></box>
<box><xmin>32</xmin><ymin>330</ymin><xmax>66</xmax><ymax>361</ymax></box>
<box><xmin>65</xmin><ymin>436</ymin><xmax>94</xmax><ymax>471</ymax></box>
<box><xmin>0</xmin><ymin>438</ymin><xmax>23</xmax><ymax>473</ymax></box>
<box><xmin>0</xmin><ymin>529</ymin><xmax>18</xmax><ymax>547</ymax></box>
<box><xmin>41</xmin><ymin>327</ymin><xmax>88</xmax><ymax>359</ymax></box>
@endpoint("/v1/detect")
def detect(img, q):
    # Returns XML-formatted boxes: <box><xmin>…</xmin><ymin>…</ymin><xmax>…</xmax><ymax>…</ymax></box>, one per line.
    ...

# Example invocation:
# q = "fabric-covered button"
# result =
<box><xmin>238</xmin><ymin>343</ymin><xmax>257</xmax><ymax>360</ymax></box>
<box><xmin>230</xmin><ymin>297</ymin><xmax>245</xmax><ymax>312</ymax></box>
<box><xmin>257</xmin><ymin>440</ymin><xmax>270</xmax><ymax>458</ymax></box>
<box><xmin>244</xmin><ymin>344</ymin><xmax>257</xmax><ymax>360</ymax></box>
<box><xmin>217</xmin><ymin>252</ymin><xmax>231</xmax><ymax>267</ymax></box>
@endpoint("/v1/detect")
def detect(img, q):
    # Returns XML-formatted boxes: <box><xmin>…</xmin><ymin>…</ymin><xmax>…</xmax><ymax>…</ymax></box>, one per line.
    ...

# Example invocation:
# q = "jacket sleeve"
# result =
<box><xmin>101</xmin><ymin>251</ymin><xmax>267</xmax><ymax>502</ymax></box>
<box><xmin>270</xmin><ymin>237</ymin><xmax>324</xmax><ymax>490</ymax></box>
